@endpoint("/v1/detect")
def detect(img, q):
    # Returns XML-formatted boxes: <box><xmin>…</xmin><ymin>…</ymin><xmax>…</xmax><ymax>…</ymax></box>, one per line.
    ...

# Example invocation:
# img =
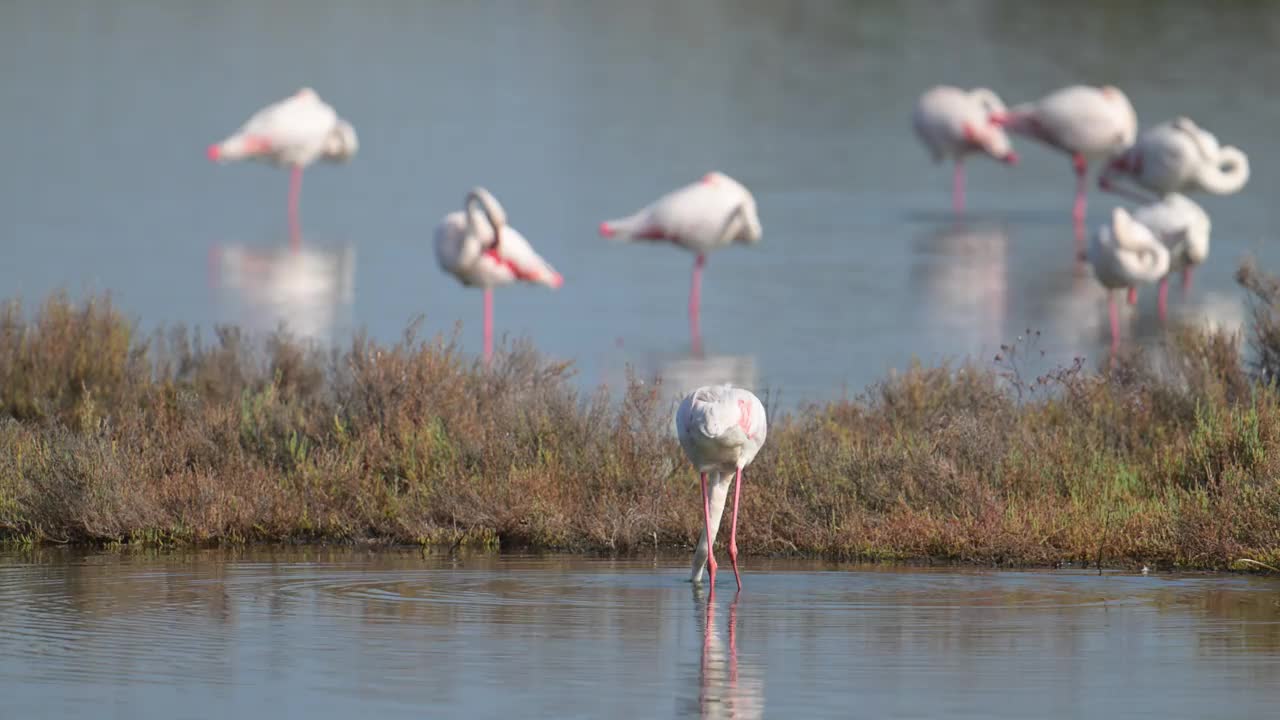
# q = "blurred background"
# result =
<box><xmin>1</xmin><ymin>0</ymin><xmax>1276</xmax><ymax>405</ymax></box>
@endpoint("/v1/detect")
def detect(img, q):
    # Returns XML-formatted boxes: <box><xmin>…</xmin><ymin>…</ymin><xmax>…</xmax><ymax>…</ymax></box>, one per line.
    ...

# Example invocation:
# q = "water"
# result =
<box><xmin>1</xmin><ymin>1</ymin><xmax>1278</xmax><ymax>405</ymax></box>
<box><xmin>2</xmin><ymin>550</ymin><xmax>1280</xmax><ymax>719</ymax></box>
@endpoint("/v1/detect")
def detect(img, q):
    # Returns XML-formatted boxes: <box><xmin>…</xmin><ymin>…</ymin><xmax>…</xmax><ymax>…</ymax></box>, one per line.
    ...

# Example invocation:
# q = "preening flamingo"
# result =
<box><xmin>1100</xmin><ymin>117</ymin><xmax>1250</xmax><ymax>200</ymax></box>
<box><xmin>993</xmin><ymin>85</ymin><xmax>1137</xmax><ymax>250</ymax></box>
<box><xmin>206</xmin><ymin>88</ymin><xmax>358</xmax><ymax>244</ymax></box>
<box><xmin>1088</xmin><ymin>207</ymin><xmax>1170</xmax><ymax>351</ymax></box>
<box><xmin>676</xmin><ymin>384</ymin><xmax>768</xmax><ymax>591</ymax></box>
<box><xmin>1131</xmin><ymin>193</ymin><xmax>1211</xmax><ymax>317</ymax></box>
<box><xmin>434</xmin><ymin>187</ymin><xmax>563</xmax><ymax>364</ymax></box>
<box><xmin>600</xmin><ymin>172</ymin><xmax>762</xmax><ymax>353</ymax></box>
<box><xmin>912</xmin><ymin>86</ymin><xmax>1019</xmax><ymax>213</ymax></box>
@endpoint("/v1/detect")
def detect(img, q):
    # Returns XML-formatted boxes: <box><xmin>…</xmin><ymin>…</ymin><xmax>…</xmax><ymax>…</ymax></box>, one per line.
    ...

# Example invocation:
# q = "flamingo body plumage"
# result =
<box><xmin>600</xmin><ymin>172</ymin><xmax>761</xmax><ymax>351</ymax></box>
<box><xmin>1131</xmin><ymin>193</ymin><xmax>1211</xmax><ymax>315</ymax></box>
<box><xmin>1101</xmin><ymin>117</ymin><xmax>1250</xmax><ymax>199</ymax></box>
<box><xmin>1088</xmin><ymin>207</ymin><xmax>1171</xmax><ymax>349</ymax></box>
<box><xmin>676</xmin><ymin>384</ymin><xmax>768</xmax><ymax>591</ymax></box>
<box><xmin>912</xmin><ymin>85</ymin><xmax>1018</xmax><ymax>212</ymax></box>
<box><xmin>434</xmin><ymin>187</ymin><xmax>562</xmax><ymax>363</ymax></box>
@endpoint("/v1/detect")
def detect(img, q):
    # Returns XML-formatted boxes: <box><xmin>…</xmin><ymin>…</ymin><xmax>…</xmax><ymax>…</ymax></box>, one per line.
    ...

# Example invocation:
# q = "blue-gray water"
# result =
<box><xmin>1</xmin><ymin>0</ymin><xmax>1277</xmax><ymax>405</ymax></box>
<box><xmin>3</xmin><ymin>550</ymin><xmax>1280</xmax><ymax>719</ymax></box>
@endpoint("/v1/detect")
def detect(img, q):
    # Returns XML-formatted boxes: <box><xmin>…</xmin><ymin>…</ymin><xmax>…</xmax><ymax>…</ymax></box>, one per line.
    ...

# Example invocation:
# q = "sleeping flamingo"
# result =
<box><xmin>434</xmin><ymin>187</ymin><xmax>563</xmax><ymax>364</ymax></box>
<box><xmin>912</xmin><ymin>86</ymin><xmax>1019</xmax><ymax>213</ymax></box>
<box><xmin>600</xmin><ymin>172</ymin><xmax>762</xmax><ymax>353</ymax></box>
<box><xmin>1088</xmin><ymin>207</ymin><xmax>1170</xmax><ymax>351</ymax></box>
<box><xmin>1132</xmin><ymin>193</ymin><xmax>1211</xmax><ymax>318</ymax></box>
<box><xmin>992</xmin><ymin>85</ymin><xmax>1137</xmax><ymax>251</ymax></box>
<box><xmin>206</xmin><ymin>88</ymin><xmax>358</xmax><ymax>244</ymax></box>
<box><xmin>677</xmin><ymin>384</ymin><xmax>768</xmax><ymax>591</ymax></box>
<box><xmin>1100</xmin><ymin>117</ymin><xmax>1250</xmax><ymax>200</ymax></box>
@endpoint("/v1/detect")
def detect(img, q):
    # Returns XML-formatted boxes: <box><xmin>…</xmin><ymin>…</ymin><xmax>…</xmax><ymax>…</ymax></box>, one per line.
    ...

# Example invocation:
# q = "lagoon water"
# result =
<box><xmin>2</xmin><ymin>550</ymin><xmax>1280</xmax><ymax>719</ymax></box>
<box><xmin>1</xmin><ymin>1</ymin><xmax>1278</xmax><ymax>406</ymax></box>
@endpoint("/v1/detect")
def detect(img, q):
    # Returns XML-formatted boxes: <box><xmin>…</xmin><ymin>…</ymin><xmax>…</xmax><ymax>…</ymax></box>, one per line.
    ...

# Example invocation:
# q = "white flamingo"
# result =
<box><xmin>434</xmin><ymin>187</ymin><xmax>563</xmax><ymax>364</ymax></box>
<box><xmin>1088</xmin><ymin>207</ymin><xmax>1171</xmax><ymax>351</ymax></box>
<box><xmin>600</xmin><ymin>172</ymin><xmax>762</xmax><ymax>353</ymax></box>
<box><xmin>1131</xmin><ymin>193</ymin><xmax>1211</xmax><ymax>317</ymax></box>
<box><xmin>676</xmin><ymin>384</ymin><xmax>768</xmax><ymax>591</ymax></box>
<box><xmin>912</xmin><ymin>86</ymin><xmax>1019</xmax><ymax>213</ymax></box>
<box><xmin>1100</xmin><ymin>117</ymin><xmax>1250</xmax><ymax>200</ymax></box>
<box><xmin>993</xmin><ymin>85</ymin><xmax>1137</xmax><ymax>250</ymax></box>
<box><xmin>206</xmin><ymin>88</ymin><xmax>358</xmax><ymax>243</ymax></box>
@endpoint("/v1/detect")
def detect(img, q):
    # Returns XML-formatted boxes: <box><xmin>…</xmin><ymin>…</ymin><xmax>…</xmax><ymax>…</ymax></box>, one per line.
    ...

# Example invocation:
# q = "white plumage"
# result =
<box><xmin>912</xmin><ymin>86</ymin><xmax>1018</xmax><ymax>213</ymax></box>
<box><xmin>207</xmin><ymin>87</ymin><xmax>357</xmax><ymax>168</ymax></box>
<box><xmin>1089</xmin><ymin>207</ymin><xmax>1171</xmax><ymax>348</ymax></box>
<box><xmin>676</xmin><ymin>384</ymin><xmax>767</xmax><ymax>590</ymax></box>
<box><xmin>1101</xmin><ymin>117</ymin><xmax>1249</xmax><ymax>198</ymax></box>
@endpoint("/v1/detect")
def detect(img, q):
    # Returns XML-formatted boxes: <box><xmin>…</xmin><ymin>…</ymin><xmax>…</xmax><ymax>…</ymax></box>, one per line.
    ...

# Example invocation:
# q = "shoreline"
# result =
<box><xmin>2</xmin><ymin>267</ymin><xmax>1280</xmax><ymax>572</ymax></box>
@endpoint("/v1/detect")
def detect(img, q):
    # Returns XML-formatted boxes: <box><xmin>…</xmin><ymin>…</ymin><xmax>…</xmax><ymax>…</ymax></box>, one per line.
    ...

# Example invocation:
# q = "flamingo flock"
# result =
<box><xmin>201</xmin><ymin>81</ymin><xmax>1250</xmax><ymax>590</ymax></box>
<box><xmin>913</xmin><ymin>82</ymin><xmax>1249</xmax><ymax>349</ymax></box>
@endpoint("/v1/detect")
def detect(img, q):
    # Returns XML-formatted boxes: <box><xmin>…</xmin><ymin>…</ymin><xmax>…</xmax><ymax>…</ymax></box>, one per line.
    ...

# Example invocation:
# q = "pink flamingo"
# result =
<box><xmin>1100</xmin><ymin>116</ymin><xmax>1250</xmax><ymax>201</ymax></box>
<box><xmin>912</xmin><ymin>86</ymin><xmax>1019</xmax><ymax>213</ymax></box>
<box><xmin>600</xmin><ymin>172</ymin><xmax>762</xmax><ymax>353</ymax></box>
<box><xmin>1087</xmin><ymin>207</ymin><xmax>1170</xmax><ymax>352</ymax></box>
<box><xmin>1131</xmin><ymin>193</ymin><xmax>1211</xmax><ymax>316</ymax></box>
<box><xmin>992</xmin><ymin>85</ymin><xmax>1137</xmax><ymax>253</ymax></box>
<box><xmin>434</xmin><ymin>187</ymin><xmax>563</xmax><ymax>364</ymax></box>
<box><xmin>677</xmin><ymin>384</ymin><xmax>768</xmax><ymax>591</ymax></box>
<box><xmin>206</xmin><ymin>88</ymin><xmax>358</xmax><ymax>246</ymax></box>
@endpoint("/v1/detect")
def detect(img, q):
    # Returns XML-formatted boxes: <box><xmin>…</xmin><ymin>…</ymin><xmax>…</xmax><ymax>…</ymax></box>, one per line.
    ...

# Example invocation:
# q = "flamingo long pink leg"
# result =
<box><xmin>690</xmin><ymin>254</ymin><xmax>706</xmax><ymax>353</ymax></box>
<box><xmin>1109</xmin><ymin>293</ymin><xmax>1121</xmax><ymax>353</ymax></box>
<box><xmin>1157</xmin><ymin>277</ymin><xmax>1169</xmax><ymax>321</ymax></box>
<box><xmin>288</xmin><ymin>166</ymin><xmax>303</xmax><ymax>250</ymax></box>
<box><xmin>701</xmin><ymin>471</ymin><xmax>717</xmax><ymax>588</ymax></box>
<box><xmin>953</xmin><ymin>158</ymin><xmax>966</xmax><ymax>214</ymax></box>
<box><xmin>728</xmin><ymin>466</ymin><xmax>743</xmax><ymax>591</ymax></box>
<box><xmin>483</xmin><ymin>287</ymin><xmax>494</xmax><ymax>365</ymax></box>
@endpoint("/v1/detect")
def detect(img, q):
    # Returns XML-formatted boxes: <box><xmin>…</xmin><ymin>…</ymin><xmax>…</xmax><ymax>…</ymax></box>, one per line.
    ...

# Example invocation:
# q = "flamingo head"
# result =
<box><xmin>324</xmin><ymin>120</ymin><xmax>359</xmax><ymax>162</ymax></box>
<box><xmin>963</xmin><ymin>123</ymin><xmax>1017</xmax><ymax>165</ymax></box>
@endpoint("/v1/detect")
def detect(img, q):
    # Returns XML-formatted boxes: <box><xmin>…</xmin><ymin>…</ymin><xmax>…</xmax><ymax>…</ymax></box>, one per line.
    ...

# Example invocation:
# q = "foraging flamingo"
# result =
<box><xmin>1088</xmin><ymin>207</ymin><xmax>1170</xmax><ymax>351</ymax></box>
<box><xmin>206</xmin><ymin>88</ymin><xmax>358</xmax><ymax>244</ymax></box>
<box><xmin>912</xmin><ymin>86</ymin><xmax>1019</xmax><ymax>213</ymax></box>
<box><xmin>993</xmin><ymin>85</ymin><xmax>1137</xmax><ymax>249</ymax></box>
<box><xmin>600</xmin><ymin>172</ymin><xmax>762</xmax><ymax>353</ymax></box>
<box><xmin>434</xmin><ymin>187</ymin><xmax>563</xmax><ymax>364</ymax></box>
<box><xmin>1100</xmin><ymin>117</ymin><xmax>1250</xmax><ymax>200</ymax></box>
<box><xmin>676</xmin><ymin>384</ymin><xmax>768</xmax><ymax>591</ymax></box>
<box><xmin>1131</xmin><ymin>193</ymin><xmax>1211</xmax><ymax>318</ymax></box>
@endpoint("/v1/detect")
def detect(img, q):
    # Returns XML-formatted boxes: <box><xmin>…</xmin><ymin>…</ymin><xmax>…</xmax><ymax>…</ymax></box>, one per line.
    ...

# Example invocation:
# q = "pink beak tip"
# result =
<box><xmin>206</xmin><ymin>144</ymin><xmax>221</xmax><ymax>162</ymax></box>
<box><xmin>598</xmin><ymin>221</ymin><xmax>614</xmax><ymax>238</ymax></box>
<box><xmin>1004</xmin><ymin>152</ymin><xmax>1019</xmax><ymax>166</ymax></box>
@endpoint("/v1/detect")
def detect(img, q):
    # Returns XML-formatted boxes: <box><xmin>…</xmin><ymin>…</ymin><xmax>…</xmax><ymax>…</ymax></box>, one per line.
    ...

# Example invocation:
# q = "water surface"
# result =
<box><xmin>2</xmin><ymin>551</ymin><xmax>1280</xmax><ymax>718</ymax></box>
<box><xmin>1</xmin><ymin>1</ymin><xmax>1278</xmax><ymax>404</ymax></box>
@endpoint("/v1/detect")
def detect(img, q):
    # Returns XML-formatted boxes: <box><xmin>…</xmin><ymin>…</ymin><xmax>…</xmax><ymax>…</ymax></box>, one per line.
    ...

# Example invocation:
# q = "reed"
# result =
<box><xmin>1</xmin><ymin>269</ymin><xmax>1279</xmax><ymax>571</ymax></box>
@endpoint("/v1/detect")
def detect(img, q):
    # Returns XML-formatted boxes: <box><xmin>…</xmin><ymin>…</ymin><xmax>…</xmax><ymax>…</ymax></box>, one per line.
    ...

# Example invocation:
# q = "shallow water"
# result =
<box><xmin>1</xmin><ymin>1</ymin><xmax>1278</xmax><ymax>405</ymax></box>
<box><xmin>2</xmin><ymin>551</ymin><xmax>1280</xmax><ymax>719</ymax></box>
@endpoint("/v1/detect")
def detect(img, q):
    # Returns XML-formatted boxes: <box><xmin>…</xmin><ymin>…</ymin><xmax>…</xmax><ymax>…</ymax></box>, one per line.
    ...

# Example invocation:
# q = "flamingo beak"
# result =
<box><xmin>1003</xmin><ymin>152</ymin><xmax>1019</xmax><ymax>166</ymax></box>
<box><xmin>988</xmin><ymin>112</ymin><xmax>1009</xmax><ymax>127</ymax></box>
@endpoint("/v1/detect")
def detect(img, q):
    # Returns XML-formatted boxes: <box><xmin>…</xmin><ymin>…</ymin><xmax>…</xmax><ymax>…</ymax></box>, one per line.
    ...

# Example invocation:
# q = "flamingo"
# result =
<box><xmin>676</xmin><ymin>384</ymin><xmax>768</xmax><ymax>591</ymax></box>
<box><xmin>206</xmin><ymin>88</ymin><xmax>358</xmax><ymax>244</ymax></box>
<box><xmin>1100</xmin><ymin>117</ymin><xmax>1250</xmax><ymax>200</ymax></box>
<box><xmin>1131</xmin><ymin>193</ymin><xmax>1211</xmax><ymax>317</ymax></box>
<box><xmin>434</xmin><ymin>187</ymin><xmax>563</xmax><ymax>364</ymax></box>
<box><xmin>1088</xmin><ymin>207</ymin><xmax>1170</xmax><ymax>351</ymax></box>
<box><xmin>992</xmin><ymin>85</ymin><xmax>1137</xmax><ymax>251</ymax></box>
<box><xmin>912</xmin><ymin>86</ymin><xmax>1019</xmax><ymax>213</ymax></box>
<box><xmin>599</xmin><ymin>172</ymin><xmax>762</xmax><ymax>353</ymax></box>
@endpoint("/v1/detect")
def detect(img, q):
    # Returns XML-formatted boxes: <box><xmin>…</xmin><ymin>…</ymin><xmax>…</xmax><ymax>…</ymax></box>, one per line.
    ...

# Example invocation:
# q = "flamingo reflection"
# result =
<box><xmin>208</xmin><ymin>241</ymin><xmax>355</xmax><ymax>343</ymax></box>
<box><xmin>694</xmin><ymin>588</ymin><xmax>761</xmax><ymax>719</ymax></box>
<box><xmin>911</xmin><ymin>222</ymin><xmax>1009</xmax><ymax>358</ymax></box>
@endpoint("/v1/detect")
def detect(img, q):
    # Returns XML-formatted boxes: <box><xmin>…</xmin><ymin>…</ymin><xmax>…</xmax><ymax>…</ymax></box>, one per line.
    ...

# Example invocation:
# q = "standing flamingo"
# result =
<box><xmin>677</xmin><ymin>384</ymin><xmax>768</xmax><ymax>591</ymax></box>
<box><xmin>434</xmin><ymin>187</ymin><xmax>563</xmax><ymax>364</ymax></box>
<box><xmin>992</xmin><ymin>85</ymin><xmax>1137</xmax><ymax>252</ymax></box>
<box><xmin>1131</xmin><ymin>193</ymin><xmax>1211</xmax><ymax>317</ymax></box>
<box><xmin>912</xmin><ymin>86</ymin><xmax>1019</xmax><ymax>213</ymax></box>
<box><xmin>1088</xmin><ymin>207</ymin><xmax>1170</xmax><ymax>351</ymax></box>
<box><xmin>1100</xmin><ymin>117</ymin><xmax>1250</xmax><ymax>200</ymax></box>
<box><xmin>599</xmin><ymin>172</ymin><xmax>762</xmax><ymax>353</ymax></box>
<box><xmin>206</xmin><ymin>88</ymin><xmax>358</xmax><ymax>245</ymax></box>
